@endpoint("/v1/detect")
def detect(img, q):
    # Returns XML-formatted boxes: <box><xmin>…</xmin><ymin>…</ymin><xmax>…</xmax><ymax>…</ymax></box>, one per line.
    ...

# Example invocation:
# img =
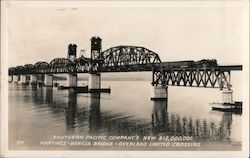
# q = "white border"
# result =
<box><xmin>1</xmin><ymin>1</ymin><xmax>249</xmax><ymax>158</ymax></box>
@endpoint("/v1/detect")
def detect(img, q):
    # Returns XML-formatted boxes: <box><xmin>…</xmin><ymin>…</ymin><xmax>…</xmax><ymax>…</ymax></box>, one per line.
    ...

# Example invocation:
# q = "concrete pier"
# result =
<box><xmin>8</xmin><ymin>76</ymin><xmax>13</xmax><ymax>82</ymax></box>
<box><xmin>66</xmin><ymin>74</ymin><xmax>77</xmax><ymax>87</ymax></box>
<box><xmin>19</xmin><ymin>75</ymin><xmax>27</xmax><ymax>84</ymax></box>
<box><xmin>151</xmin><ymin>85</ymin><xmax>168</xmax><ymax>101</ymax></box>
<box><xmin>12</xmin><ymin>75</ymin><xmax>19</xmax><ymax>83</ymax></box>
<box><xmin>30</xmin><ymin>74</ymin><xmax>38</xmax><ymax>85</ymax></box>
<box><xmin>44</xmin><ymin>74</ymin><xmax>53</xmax><ymax>87</ymax></box>
<box><xmin>89</xmin><ymin>73</ymin><xmax>101</xmax><ymax>91</ymax></box>
<box><xmin>222</xmin><ymin>89</ymin><xmax>233</xmax><ymax>104</ymax></box>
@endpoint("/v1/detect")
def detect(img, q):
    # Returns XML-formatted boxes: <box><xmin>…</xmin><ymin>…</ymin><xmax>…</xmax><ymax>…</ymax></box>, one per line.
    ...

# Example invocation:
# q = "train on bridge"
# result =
<box><xmin>159</xmin><ymin>59</ymin><xmax>218</xmax><ymax>69</ymax></box>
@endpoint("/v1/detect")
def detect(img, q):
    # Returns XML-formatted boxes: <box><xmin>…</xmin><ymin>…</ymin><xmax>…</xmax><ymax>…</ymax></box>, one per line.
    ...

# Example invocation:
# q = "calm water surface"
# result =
<box><xmin>9</xmin><ymin>77</ymin><xmax>242</xmax><ymax>150</ymax></box>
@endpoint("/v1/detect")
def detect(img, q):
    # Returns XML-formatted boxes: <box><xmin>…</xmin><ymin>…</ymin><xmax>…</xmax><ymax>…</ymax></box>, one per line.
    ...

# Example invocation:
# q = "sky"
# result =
<box><xmin>7</xmin><ymin>2</ymin><xmax>247</xmax><ymax>67</ymax></box>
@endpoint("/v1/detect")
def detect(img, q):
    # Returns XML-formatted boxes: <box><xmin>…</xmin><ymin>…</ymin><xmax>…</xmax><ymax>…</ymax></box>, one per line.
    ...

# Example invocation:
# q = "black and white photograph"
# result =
<box><xmin>1</xmin><ymin>1</ymin><xmax>249</xmax><ymax>158</ymax></box>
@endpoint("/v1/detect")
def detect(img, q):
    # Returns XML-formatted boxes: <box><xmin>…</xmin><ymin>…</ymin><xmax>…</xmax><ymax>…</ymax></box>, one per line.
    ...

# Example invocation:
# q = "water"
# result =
<box><xmin>9</xmin><ymin>78</ymin><xmax>242</xmax><ymax>150</ymax></box>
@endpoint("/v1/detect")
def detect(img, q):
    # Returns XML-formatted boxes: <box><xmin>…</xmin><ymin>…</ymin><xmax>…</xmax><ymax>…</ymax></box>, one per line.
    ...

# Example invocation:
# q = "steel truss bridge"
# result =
<box><xmin>8</xmin><ymin>43</ymin><xmax>242</xmax><ymax>90</ymax></box>
<box><xmin>152</xmin><ymin>66</ymin><xmax>241</xmax><ymax>89</ymax></box>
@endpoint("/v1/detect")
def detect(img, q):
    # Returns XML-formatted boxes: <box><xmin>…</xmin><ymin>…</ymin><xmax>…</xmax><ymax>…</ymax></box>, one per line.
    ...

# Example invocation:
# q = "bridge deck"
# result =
<box><xmin>153</xmin><ymin>65</ymin><xmax>242</xmax><ymax>71</ymax></box>
<box><xmin>8</xmin><ymin>64</ymin><xmax>243</xmax><ymax>75</ymax></box>
<box><xmin>216</xmin><ymin>65</ymin><xmax>242</xmax><ymax>71</ymax></box>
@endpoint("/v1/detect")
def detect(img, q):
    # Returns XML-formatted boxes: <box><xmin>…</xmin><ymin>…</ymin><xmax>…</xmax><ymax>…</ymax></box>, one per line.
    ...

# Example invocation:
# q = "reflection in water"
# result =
<box><xmin>150</xmin><ymin>100</ymin><xmax>233</xmax><ymax>141</ymax></box>
<box><xmin>44</xmin><ymin>87</ymin><xmax>53</xmax><ymax>104</ymax></box>
<box><xmin>66</xmin><ymin>90</ymin><xmax>77</xmax><ymax>129</ymax></box>
<box><xmin>87</xmin><ymin>93</ymin><xmax>150</xmax><ymax>136</ymax></box>
<box><xmin>219</xmin><ymin>112</ymin><xmax>233</xmax><ymax>141</ymax></box>
<box><xmin>11</xmin><ymin>84</ymin><xmax>235</xmax><ymax>144</ymax></box>
<box><xmin>152</xmin><ymin>100</ymin><xmax>168</xmax><ymax>134</ymax></box>
<box><xmin>89</xmin><ymin>93</ymin><xmax>101</xmax><ymax>134</ymax></box>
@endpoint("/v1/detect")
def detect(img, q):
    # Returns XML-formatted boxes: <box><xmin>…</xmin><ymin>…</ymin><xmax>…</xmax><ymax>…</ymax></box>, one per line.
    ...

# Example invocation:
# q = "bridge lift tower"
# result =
<box><xmin>89</xmin><ymin>36</ymin><xmax>102</xmax><ymax>92</ymax></box>
<box><xmin>67</xmin><ymin>43</ymin><xmax>77</xmax><ymax>87</ymax></box>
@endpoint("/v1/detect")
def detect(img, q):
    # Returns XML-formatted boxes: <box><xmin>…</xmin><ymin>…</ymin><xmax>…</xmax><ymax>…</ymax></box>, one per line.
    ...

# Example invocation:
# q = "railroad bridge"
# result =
<box><xmin>8</xmin><ymin>37</ymin><xmax>242</xmax><ymax>103</ymax></box>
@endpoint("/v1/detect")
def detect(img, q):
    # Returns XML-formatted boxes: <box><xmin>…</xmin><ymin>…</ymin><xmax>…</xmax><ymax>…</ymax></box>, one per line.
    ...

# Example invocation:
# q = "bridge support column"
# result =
<box><xmin>19</xmin><ymin>75</ymin><xmax>27</xmax><ymax>84</ymax></box>
<box><xmin>66</xmin><ymin>74</ymin><xmax>77</xmax><ymax>87</ymax></box>
<box><xmin>222</xmin><ymin>89</ymin><xmax>233</xmax><ymax>104</ymax></box>
<box><xmin>8</xmin><ymin>76</ymin><xmax>13</xmax><ymax>82</ymax></box>
<box><xmin>89</xmin><ymin>73</ymin><xmax>101</xmax><ymax>92</ymax></box>
<box><xmin>30</xmin><ymin>74</ymin><xmax>37</xmax><ymax>85</ymax></box>
<box><xmin>151</xmin><ymin>85</ymin><xmax>168</xmax><ymax>101</ymax></box>
<box><xmin>37</xmin><ymin>74</ymin><xmax>44</xmax><ymax>86</ymax></box>
<box><xmin>12</xmin><ymin>75</ymin><xmax>19</xmax><ymax>83</ymax></box>
<box><xmin>44</xmin><ymin>74</ymin><xmax>53</xmax><ymax>87</ymax></box>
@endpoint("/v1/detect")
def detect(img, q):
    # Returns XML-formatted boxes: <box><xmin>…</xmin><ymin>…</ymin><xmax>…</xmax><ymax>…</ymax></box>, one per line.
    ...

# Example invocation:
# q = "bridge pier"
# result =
<box><xmin>12</xmin><ymin>75</ymin><xmax>19</xmax><ymax>83</ymax></box>
<box><xmin>222</xmin><ymin>89</ymin><xmax>233</xmax><ymax>104</ymax></box>
<box><xmin>30</xmin><ymin>74</ymin><xmax>38</xmax><ymax>85</ymax></box>
<box><xmin>44</xmin><ymin>74</ymin><xmax>53</xmax><ymax>87</ymax></box>
<box><xmin>37</xmin><ymin>74</ymin><xmax>45</xmax><ymax>86</ymax></box>
<box><xmin>18</xmin><ymin>75</ymin><xmax>27</xmax><ymax>84</ymax></box>
<box><xmin>151</xmin><ymin>85</ymin><xmax>168</xmax><ymax>101</ymax></box>
<box><xmin>89</xmin><ymin>73</ymin><xmax>101</xmax><ymax>92</ymax></box>
<box><xmin>66</xmin><ymin>74</ymin><xmax>77</xmax><ymax>87</ymax></box>
<box><xmin>8</xmin><ymin>76</ymin><xmax>13</xmax><ymax>82</ymax></box>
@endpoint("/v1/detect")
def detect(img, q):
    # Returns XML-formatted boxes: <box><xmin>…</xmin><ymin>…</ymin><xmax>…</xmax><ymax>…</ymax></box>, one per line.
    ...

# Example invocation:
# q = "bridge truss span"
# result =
<box><xmin>50</xmin><ymin>58</ymin><xmax>76</xmax><ymax>74</ymax></box>
<box><xmin>152</xmin><ymin>65</ymin><xmax>242</xmax><ymax>89</ymax></box>
<box><xmin>34</xmin><ymin>62</ymin><xmax>50</xmax><ymax>74</ymax></box>
<box><xmin>76</xmin><ymin>56</ymin><xmax>90</xmax><ymax>73</ymax></box>
<box><xmin>100</xmin><ymin>46</ymin><xmax>161</xmax><ymax>72</ymax></box>
<box><xmin>8</xmin><ymin>45</ymin><xmax>163</xmax><ymax>74</ymax></box>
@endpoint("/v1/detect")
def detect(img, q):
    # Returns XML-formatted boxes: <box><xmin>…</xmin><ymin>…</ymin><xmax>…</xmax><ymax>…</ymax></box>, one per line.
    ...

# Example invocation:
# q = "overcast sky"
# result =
<box><xmin>7</xmin><ymin>3</ymin><xmax>247</xmax><ymax>67</ymax></box>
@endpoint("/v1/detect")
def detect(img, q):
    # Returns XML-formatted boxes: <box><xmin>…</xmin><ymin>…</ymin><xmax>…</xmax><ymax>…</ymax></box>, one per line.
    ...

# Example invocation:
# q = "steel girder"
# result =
<box><xmin>8</xmin><ymin>57</ymin><xmax>90</xmax><ymax>75</ymax></box>
<box><xmin>100</xmin><ymin>46</ymin><xmax>161</xmax><ymax>71</ymax></box>
<box><xmin>152</xmin><ymin>68</ymin><xmax>232</xmax><ymax>89</ymax></box>
<box><xmin>23</xmin><ymin>64</ymin><xmax>35</xmax><ymax>74</ymax></box>
<box><xmin>14</xmin><ymin>66</ymin><xmax>25</xmax><ymax>75</ymax></box>
<box><xmin>50</xmin><ymin>58</ymin><xmax>76</xmax><ymax>74</ymax></box>
<box><xmin>34</xmin><ymin>62</ymin><xmax>50</xmax><ymax>74</ymax></box>
<box><xmin>49</xmin><ymin>57</ymin><xmax>90</xmax><ymax>74</ymax></box>
<box><xmin>8</xmin><ymin>67</ymin><xmax>17</xmax><ymax>75</ymax></box>
<box><xmin>76</xmin><ymin>56</ymin><xmax>90</xmax><ymax>73</ymax></box>
<box><xmin>8</xmin><ymin>45</ymin><xmax>162</xmax><ymax>74</ymax></box>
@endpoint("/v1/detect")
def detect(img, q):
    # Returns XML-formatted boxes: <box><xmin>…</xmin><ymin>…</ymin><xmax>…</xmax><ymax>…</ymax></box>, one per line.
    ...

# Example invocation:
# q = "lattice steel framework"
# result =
<box><xmin>76</xmin><ymin>56</ymin><xmax>90</xmax><ymax>73</ymax></box>
<box><xmin>9</xmin><ymin>58</ymin><xmax>90</xmax><ymax>75</ymax></box>
<box><xmin>16</xmin><ymin>66</ymin><xmax>25</xmax><ymax>74</ymax></box>
<box><xmin>100</xmin><ymin>46</ymin><xmax>161</xmax><ymax>72</ymax></box>
<box><xmin>23</xmin><ymin>64</ymin><xmax>35</xmax><ymax>74</ymax></box>
<box><xmin>34</xmin><ymin>62</ymin><xmax>50</xmax><ymax>74</ymax></box>
<box><xmin>152</xmin><ymin>67</ymin><xmax>233</xmax><ymax>89</ymax></box>
<box><xmin>50</xmin><ymin>58</ymin><xmax>77</xmax><ymax>74</ymax></box>
<box><xmin>8</xmin><ymin>67</ymin><xmax>17</xmax><ymax>76</ymax></box>
<box><xmin>7</xmin><ymin>45</ymin><xmax>162</xmax><ymax>74</ymax></box>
